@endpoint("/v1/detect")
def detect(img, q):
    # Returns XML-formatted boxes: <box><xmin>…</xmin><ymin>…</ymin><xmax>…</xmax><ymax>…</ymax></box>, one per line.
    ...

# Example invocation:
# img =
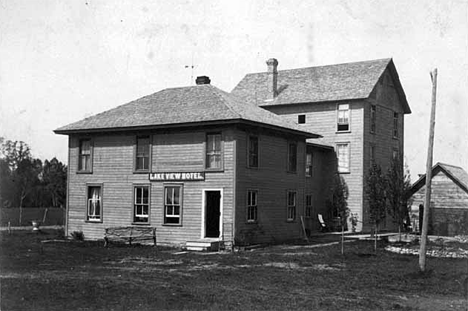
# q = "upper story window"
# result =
<box><xmin>393</xmin><ymin>112</ymin><xmax>399</xmax><ymax>138</ymax></box>
<box><xmin>78</xmin><ymin>139</ymin><xmax>92</xmax><ymax>172</ymax></box>
<box><xmin>164</xmin><ymin>185</ymin><xmax>182</xmax><ymax>225</ymax></box>
<box><xmin>135</xmin><ymin>136</ymin><xmax>150</xmax><ymax>171</ymax></box>
<box><xmin>298</xmin><ymin>114</ymin><xmax>306</xmax><ymax>124</ymax></box>
<box><xmin>134</xmin><ymin>185</ymin><xmax>150</xmax><ymax>223</ymax></box>
<box><xmin>287</xmin><ymin>191</ymin><xmax>296</xmax><ymax>221</ymax></box>
<box><xmin>370</xmin><ymin>105</ymin><xmax>376</xmax><ymax>133</ymax></box>
<box><xmin>87</xmin><ymin>185</ymin><xmax>101</xmax><ymax>222</ymax></box>
<box><xmin>288</xmin><ymin>142</ymin><xmax>297</xmax><ymax>173</ymax></box>
<box><xmin>337</xmin><ymin>143</ymin><xmax>350</xmax><ymax>173</ymax></box>
<box><xmin>337</xmin><ymin>104</ymin><xmax>350</xmax><ymax>132</ymax></box>
<box><xmin>248</xmin><ymin>136</ymin><xmax>259</xmax><ymax>168</ymax></box>
<box><xmin>370</xmin><ymin>144</ymin><xmax>375</xmax><ymax>165</ymax></box>
<box><xmin>305</xmin><ymin>152</ymin><xmax>313</xmax><ymax>177</ymax></box>
<box><xmin>206</xmin><ymin>133</ymin><xmax>222</xmax><ymax>170</ymax></box>
<box><xmin>247</xmin><ymin>190</ymin><xmax>258</xmax><ymax>223</ymax></box>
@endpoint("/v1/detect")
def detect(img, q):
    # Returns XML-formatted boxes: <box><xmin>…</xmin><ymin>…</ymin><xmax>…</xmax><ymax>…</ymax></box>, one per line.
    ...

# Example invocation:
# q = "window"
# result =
<box><xmin>337</xmin><ymin>104</ymin><xmax>350</xmax><ymax>132</ymax></box>
<box><xmin>287</xmin><ymin>191</ymin><xmax>296</xmax><ymax>221</ymax></box>
<box><xmin>305</xmin><ymin>152</ymin><xmax>313</xmax><ymax>177</ymax></box>
<box><xmin>248</xmin><ymin>136</ymin><xmax>259</xmax><ymax>168</ymax></box>
<box><xmin>392</xmin><ymin>149</ymin><xmax>399</xmax><ymax>160</ymax></box>
<box><xmin>135</xmin><ymin>136</ymin><xmax>150</xmax><ymax>171</ymax></box>
<box><xmin>393</xmin><ymin>112</ymin><xmax>399</xmax><ymax>138</ymax></box>
<box><xmin>164</xmin><ymin>185</ymin><xmax>182</xmax><ymax>225</ymax></box>
<box><xmin>288</xmin><ymin>142</ymin><xmax>297</xmax><ymax>173</ymax></box>
<box><xmin>206</xmin><ymin>133</ymin><xmax>222</xmax><ymax>169</ymax></box>
<box><xmin>370</xmin><ymin>105</ymin><xmax>376</xmax><ymax>133</ymax></box>
<box><xmin>337</xmin><ymin>143</ymin><xmax>350</xmax><ymax>173</ymax></box>
<box><xmin>78</xmin><ymin>139</ymin><xmax>92</xmax><ymax>172</ymax></box>
<box><xmin>298</xmin><ymin>114</ymin><xmax>306</xmax><ymax>124</ymax></box>
<box><xmin>247</xmin><ymin>190</ymin><xmax>258</xmax><ymax>223</ymax></box>
<box><xmin>370</xmin><ymin>145</ymin><xmax>375</xmax><ymax>165</ymax></box>
<box><xmin>305</xmin><ymin>195</ymin><xmax>312</xmax><ymax>217</ymax></box>
<box><xmin>134</xmin><ymin>186</ymin><xmax>149</xmax><ymax>223</ymax></box>
<box><xmin>87</xmin><ymin>186</ymin><xmax>101</xmax><ymax>221</ymax></box>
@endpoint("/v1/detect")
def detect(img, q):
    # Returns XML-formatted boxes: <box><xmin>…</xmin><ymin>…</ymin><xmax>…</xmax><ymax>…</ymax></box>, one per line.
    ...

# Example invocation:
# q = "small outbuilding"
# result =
<box><xmin>408</xmin><ymin>163</ymin><xmax>468</xmax><ymax>236</ymax></box>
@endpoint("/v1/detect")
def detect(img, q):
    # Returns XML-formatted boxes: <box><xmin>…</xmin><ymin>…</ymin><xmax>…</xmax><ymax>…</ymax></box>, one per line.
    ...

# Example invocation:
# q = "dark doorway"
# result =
<box><xmin>205</xmin><ymin>191</ymin><xmax>221</xmax><ymax>238</ymax></box>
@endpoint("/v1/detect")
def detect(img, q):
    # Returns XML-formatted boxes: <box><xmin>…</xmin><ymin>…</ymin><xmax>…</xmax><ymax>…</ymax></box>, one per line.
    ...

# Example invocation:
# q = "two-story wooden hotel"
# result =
<box><xmin>55</xmin><ymin>58</ymin><xmax>410</xmax><ymax>248</ymax></box>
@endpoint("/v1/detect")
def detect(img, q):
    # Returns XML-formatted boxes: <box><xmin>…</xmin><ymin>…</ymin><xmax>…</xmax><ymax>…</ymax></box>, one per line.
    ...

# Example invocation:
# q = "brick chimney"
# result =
<box><xmin>196</xmin><ymin>76</ymin><xmax>211</xmax><ymax>85</ymax></box>
<box><xmin>266</xmin><ymin>58</ymin><xmax>278</xmax><ymax>100</ymax></box>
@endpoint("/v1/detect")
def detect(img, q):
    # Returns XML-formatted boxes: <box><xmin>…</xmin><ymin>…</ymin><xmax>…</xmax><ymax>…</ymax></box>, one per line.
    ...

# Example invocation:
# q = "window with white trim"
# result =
<box><xmin>87</xmin><ymin>186</ymin><xmax>101</xmax><ymax>221</ymax></box>
<box><xmin>206</xmin><ymin>133</ymin><xmax>222</xmax><ymax>169</ymax></box>
<box><xmin>337</xmin><ymin>143</ymin><xmax>350</xmax><ymax>173</ymax></box>
<box><xmin>134</xmin><ymin>186</ymin><xmax>149</xmax><ymax>223</ymax></box>
<box><xmin>298</xmin><ymin>114</ymin><xmax>306</xmax><ymax>124</ymax></box>
<box><xmin>248</xmin><ymin>136</ymin><xmax>259</xmax><ymax>168</ymax></box>
<box><xmin>164</xmin><ymin>185</ymin><xmax>182</xmax><ymax>225</ymax></box>
<box><xmin>337</xmin><ymin>104</ymin><xmax>350</xmax><ymax>132</ymax></box>
<box><xmin>135</xmin><ymin>136</ymin><xmax>150</xmax><ymax>171</ymax></box>
<box><xmin>247</xmin><ymin>190</ymin><xmax>258</xmax><ymax>223</ymax></box>
<box><xmin>393</xmin><ymin>112</ymin><xmax>399</xmax><ymax>138</ymax></box>
<box><xmin>306</xmin><ymin>152</ymin><xmax>313</xmax><ymax>177</ymax></box>
<box><xmin>305</xmin><ymin>195</ymin><xmax>312</xmax><ymax>217</ymax></box>
<box><xmin>78</xmin><ymin>139</ymin><xmax>92</xmax><ymax>172</ymax></box>
<box><xmin>287</xmin><ymin>191</ymin><xmax>296</xmax><ymax>221</ymax></box>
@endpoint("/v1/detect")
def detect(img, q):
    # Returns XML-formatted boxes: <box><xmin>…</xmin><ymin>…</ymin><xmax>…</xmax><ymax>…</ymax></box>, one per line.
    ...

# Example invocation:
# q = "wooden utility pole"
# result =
<box><xmin>419</xmin><ymin>68</ymin><xmax>437</xmax><ymax>272</ymax></box>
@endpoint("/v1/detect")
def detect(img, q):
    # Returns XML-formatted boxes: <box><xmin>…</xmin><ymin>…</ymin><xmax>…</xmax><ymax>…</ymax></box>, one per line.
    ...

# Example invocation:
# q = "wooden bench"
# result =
<box><xmin>104</xmin><ymin>226</ymin><xmax>156</xmax><ymax>247</ymax></box>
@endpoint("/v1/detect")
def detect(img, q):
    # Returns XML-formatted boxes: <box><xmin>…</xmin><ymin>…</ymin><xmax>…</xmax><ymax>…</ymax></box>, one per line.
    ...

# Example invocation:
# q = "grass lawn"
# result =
<box><xmin>1</xmin><ymin>230</ymin><xmax>467</xmax><ymax>311</ymax></box>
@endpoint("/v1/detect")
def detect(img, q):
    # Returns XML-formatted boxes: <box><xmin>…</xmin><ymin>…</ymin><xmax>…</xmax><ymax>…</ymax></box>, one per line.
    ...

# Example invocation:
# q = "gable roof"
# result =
<box><xmin>231</xmin><ymin>58</ymin><xmax>411</xmax><ymax>113</ymax></box>
<box><xmin>409</xmin><ymin>163</ymin><xmax>468</xmax><ymax>195</ymax></box>
<box><xmin>54</xmin><ymin>84</ymin><xmax>320</xmax><ymax>138</ymax></box>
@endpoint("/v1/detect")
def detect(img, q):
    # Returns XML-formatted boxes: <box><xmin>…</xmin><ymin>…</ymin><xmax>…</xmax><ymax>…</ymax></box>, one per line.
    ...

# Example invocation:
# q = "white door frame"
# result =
<box><xmin>201</xmin><ymin>188</ymin><xmax>223</xmax><ymax>239</ymax></box>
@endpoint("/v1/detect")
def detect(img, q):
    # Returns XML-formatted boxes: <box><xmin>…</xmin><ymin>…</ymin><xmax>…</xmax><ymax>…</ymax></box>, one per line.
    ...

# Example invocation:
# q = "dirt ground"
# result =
<box><xmin>1</xmin><ymin>229</ymin><xmax>467</xmax><ymax>310</ymax></box>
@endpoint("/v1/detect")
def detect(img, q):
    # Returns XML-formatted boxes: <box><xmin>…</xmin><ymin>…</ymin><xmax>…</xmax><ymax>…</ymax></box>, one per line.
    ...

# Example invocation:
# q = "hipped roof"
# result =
<box><xmin>231</xmin><ymin>58</ymin><xmax>411</xmax><ymax>113</ymax></box>
<box><xmin>55</xmin><ymin>84</ymin><xmax>320</xmax><ymax>138</ymax></box>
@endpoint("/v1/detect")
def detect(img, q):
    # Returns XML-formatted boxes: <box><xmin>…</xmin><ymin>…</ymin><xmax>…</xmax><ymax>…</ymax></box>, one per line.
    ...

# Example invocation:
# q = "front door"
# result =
<box><xmin>205</xmin><ymin>191</ymin><xmax>221</xmax><ymax>238</ymax></box>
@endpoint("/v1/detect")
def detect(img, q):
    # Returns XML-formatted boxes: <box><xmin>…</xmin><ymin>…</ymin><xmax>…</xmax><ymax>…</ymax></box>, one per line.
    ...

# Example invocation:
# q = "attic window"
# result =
<box><xmin>298</xmin><ymin>115</ymin><xmax>306</xmax><ymax>124</ymax></box>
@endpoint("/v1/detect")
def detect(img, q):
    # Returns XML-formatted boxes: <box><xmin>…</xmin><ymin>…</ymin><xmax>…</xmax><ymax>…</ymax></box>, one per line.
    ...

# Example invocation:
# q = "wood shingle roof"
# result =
<box><xmin>231</xmin><ymin>58</ymin><xmax>411</xmax><ymax>113</ymax></box>
<box><xmin>409</xmin><ymin>163</ymin><xmax>468</xmax><ymax>195</ymax></box>
<box><xmin>54</xmin><ymin>84</ymin><xmax>320</xmax><ymax>138</ymax></box>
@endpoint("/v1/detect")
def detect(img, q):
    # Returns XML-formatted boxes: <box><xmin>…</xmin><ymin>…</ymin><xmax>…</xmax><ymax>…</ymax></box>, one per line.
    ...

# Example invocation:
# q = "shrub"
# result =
<box><xmin>71</xmin><ymin>231</ymin><xmax>84</xmax><ymax>241</ymax></box>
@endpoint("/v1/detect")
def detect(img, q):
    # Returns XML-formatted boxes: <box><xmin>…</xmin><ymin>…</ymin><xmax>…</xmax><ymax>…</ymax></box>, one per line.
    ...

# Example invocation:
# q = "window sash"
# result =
<box><xmin>134</xmin><ymin>186</ymin><xmax>149</xmax><ymax>222</ymax></box>
<box><xmin>248</xmin><ymin>136</ymin><xmax>259</xmax><ymax>168</ymax></box>
<box><xmin>164</xmin><ymin>186</ymin><xmax>182</xmax><ymax>224</ymax></box>
<box><xmin>337</xmin><ymin>104</ymin><xmax>350</xmax><ymax>131</ymax></box>
<box><xmin>79</xmin><ymin>140</ymin><xmax>91</xmax><ymax>171</ymax></box>
<box><xmin>370</xmin><ymin>105</ymin><xmax>376</xmax><ymax>133</ymax></box>
<box><xmin>287</xmin><ymin>191</ymin><xmax>296</xmax><ymax>220</ymax></box>
<box><xmin>206</xmin><ymin>134</ymin><xmax>222</xmax><ymax>169</ymax></box>
<box><xmin>87</xmin><ymin>186</ymin><xmax>101</xmax><ymax>221</ymax></box>
<box><xmin>288</xmin><ymin>143</ymin><xmax>297</xmax><ymax>172</ymax></box>
<box><xmin>393</xmin><ymin>113</ymin><xmax>398</xmax><ymax>138</ymax></box>
<box><xmin>305</xmin><ymin>195</ymin><xmax>312</xmax><ymax>217</ymax></box>
<box><xmin>337</xmin><ymin>143</ymin><xmax>350</xmax><ymax>172</ymax></box>
<box><xmin>247</xmin><ymin>191</ymin><xmax>258</xmax><ymax>222</ymax></box>
<box><xmin>136</xmin><ymin>137</ymin><xmax>150</xmax><ymax>170</ymax></box>
<box><xmin>306</xmin><ymin>153</ymin><xmax>313</xmax><ymax>176</ymax></box>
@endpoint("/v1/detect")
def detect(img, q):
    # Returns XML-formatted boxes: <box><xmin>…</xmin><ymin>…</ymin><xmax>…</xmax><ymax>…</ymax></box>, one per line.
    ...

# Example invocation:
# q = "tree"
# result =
<box><xmin>386</xmin><ymin>157</ymin><xmax>412</xmax><ymax>238</ymax></box>
<box><xmin>366</xmin><ymin>163</ymin><xmax>387</xmax><ymax>250</ymax></box>
<box><xmin>329</xmin><ymin>173</ymin><xmax>349</xmax><ymax>225</ymax></box>
<box><xmin>42</xmin><ymin>158</ymin><xmax>67</xmax><ymax>207</ymax></box>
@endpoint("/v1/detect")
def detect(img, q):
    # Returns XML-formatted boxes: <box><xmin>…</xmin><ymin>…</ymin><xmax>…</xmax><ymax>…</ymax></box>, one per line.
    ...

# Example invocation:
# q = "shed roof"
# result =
<box><xmin>409</xmin><ymin>163</ymin><xmax>468</xmax><ymax>195</ymax></box>
<box><xmin>54</xmin><ymin>84</ymin><xmax>320</xmax><ymax>138</ymax></box>
<box><xmin>231</xmin><ymin>58</ymin><xmax>411</xmax><ymax>113</ymax></box>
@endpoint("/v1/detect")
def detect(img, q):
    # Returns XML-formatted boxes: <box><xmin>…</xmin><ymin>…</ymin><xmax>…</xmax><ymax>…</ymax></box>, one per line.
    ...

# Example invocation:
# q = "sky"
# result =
<box><xmin>0</xmin><ymin>0</ymin><xmax>467</xmax><ymax>179</ymax></box>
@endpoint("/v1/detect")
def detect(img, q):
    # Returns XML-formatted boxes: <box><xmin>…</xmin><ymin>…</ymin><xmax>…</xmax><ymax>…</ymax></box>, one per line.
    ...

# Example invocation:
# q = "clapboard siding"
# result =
<box><xmin>265</xmin><ymin>100</ymin><xmax>365</xmax><ymax>231</ymax></box>
<box><xmin>67</xmin><ymin>128</ymin><xmax>235</xmax><ymax>246</ymax></box>
<box><xmin>410</xmin><ymin>170</ymin><xmax>468</xmax><ymax>236</ymax></box>
<box><xmin>234</xmin><ymin>128</ymin><xmax>307</xmax><ymax>244</ymax></box>
<box><xmin>363</xmin><ymin>72</ymin><xmax>406</xmax><ymax>230</ymax></box>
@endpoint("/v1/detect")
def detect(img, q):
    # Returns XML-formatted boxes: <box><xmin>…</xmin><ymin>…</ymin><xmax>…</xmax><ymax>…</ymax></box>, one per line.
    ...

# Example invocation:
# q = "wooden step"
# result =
<box><xmin>185</xmin><ymin>240</ymin><xmax>220</xmax><ymax>252</ymax></box>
